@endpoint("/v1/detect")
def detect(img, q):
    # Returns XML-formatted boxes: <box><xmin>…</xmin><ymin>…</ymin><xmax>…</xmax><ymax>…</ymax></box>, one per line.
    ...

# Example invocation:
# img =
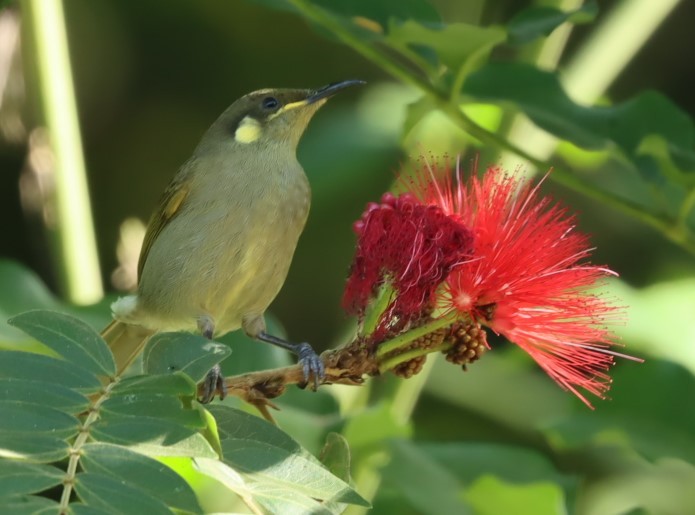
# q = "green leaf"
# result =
<box><xmin>194</xmin><ymin>457</ymin><xmax>331</xmax><ymax>515</ymax></box>
<box><xmin>463</xmin><ymin>63</ymin><xmax>695</xmax><ymax>179</ymax></box>
<box><xmin>0</xmin><ymin>495</ymin><xmax>58</xmax><ymax>513</ymax></box>
<box><xmin>0</xmin><ymin>260</ymin><xmax>58</xmax><ymax>314</ymax></box>
<box><xmin>465</xmin><ymin>476</ymin><xmax>566</xmax><ymax>515</ymax></box>
<box><xmin>382</xmin><ymin>440</ymin><xmax>471</xmax><ymax>515</ymax></box>
<box><xmin>507</xmin><ymin>1</ymin><xmax>598</xmax><ymax>44</ymax></box>
<box><xmin>311</xmin><ymin>0</ymin><xmax>441</xmax><ymax>29</ymax></box>
<box><xmin>320</xmin><ymin>432</ymin><xmax>353</xmax><ymax>484</ymax></box>
<box><xmin>143</xmin><ymin>332</ymin><xmax>231</xmax><ymax>382</ymax></box>
<box><xmin>545</xmin><ymin>359</ymin><xmax>695</xmax><ymax>464</ymax></box>
<box><xmin>81</xmin><ymin>443</ymin><xmax>202</xmax><ymax>513</ymax></box>
<box><xmin>342</xmin><ymin>402</ymin><xmax>411</xmax><ymax>450</ymax></box>
<box><xmin>0</xmin><ymin>461</ymin><xmax>63</xmax><ymax>496</ymax></box>
<box><xmin>74</xmin><ymin>472</ymin><xmax>171</xmax><ymax>515</ymax></box>
<box><xmin>387</xmin><ymin>21</ymin><xmax>506</xmax><ymax>89</ymax></box>
<box><xmin>577</xmin><ymin>457</ymin><xmax>695</xmax><ymax>515</ymax></box>
<box><xmin>217</xmin><ymin>313</ymin><xmax>292</xmax><ymax>375</ymax></box>
<box><xmin>420</xmin><ymin>442</ymin><xmax>567</xmax><ymax>485</ymax></box>
<box><xmin>318</xmin><ymin>432</ymin><xmax>365</xmax><ymax>514</ymax></box>
<box><xmin>0</xmin><ymin>400</ymin><xmax>79</xmax><ymax>438</ymax></box>
<box><xmin>100</xmin><ymin>393</ymin><xmax>205</xmax><ymax>427</ymax></box>
<box><xmin>208</xmin><ymin>405</ymin><xmax>369</xmax><ymax>507</ymax></box>
<box><xmin>91</xmin><ymin>418</ymin><xmax>217</xmax><ymax>458</ymax></box>
<box><xmin>402</xmin><ymin>95</ymin><xmax>437</xmax><ymax>141</ymax></box>
<box><xmin>0</xmin><ymin>377</ymin><xmax>90</xmax><ymax>413</ymax></box>
<box><xmin>0</xmin><ymin>350</ymin><xmax>101</xmax><ymax>393</ymax></box>
<box><xmin>8</xmin><ymin>310</ymin><xmax>115</xmax><ymax>376</ymax></box>
<box><xmin>69</xmin><ymin>504</ymin><xmax>114</xmax><ymax>515</ymax></box>
<box><xmin>110</xmin><ymin>372</ymin><xmax>196</xmax><ymax>397</ymax></box>
<box><xmin>0</xmin><ymin>434</ymin><xmax>69</xmax><ymax>463</ymax></box>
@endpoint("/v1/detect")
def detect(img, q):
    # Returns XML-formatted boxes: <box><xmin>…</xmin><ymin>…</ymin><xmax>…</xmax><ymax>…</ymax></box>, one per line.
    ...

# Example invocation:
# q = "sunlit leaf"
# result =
<box><xmin>8</xmin><ymin>310</ymin><xmax>115</xmax><ymax>376</ymax></box>
<box><xmin>465</xmin><ymin>476</ymin><xmax>566</xmax><ymax>515</ymax></box>
<box><xmin>91</xmin><ymin>418</ymin><xmax>217</xmax><ymax>458</ymax></box>
<box><xmin>208</xmin><ymin>405</ymin><xmax>369</xmax><ymax>507</ymax></box>
<box><xmin>195</xmin><ymin>457</ymin><xmax>328</xmax><ymax>515</ymax></box>
<box><xmin>81</xmin><ymin>443</ymin><xmax>202</xmax><ymax>513</ymax></box>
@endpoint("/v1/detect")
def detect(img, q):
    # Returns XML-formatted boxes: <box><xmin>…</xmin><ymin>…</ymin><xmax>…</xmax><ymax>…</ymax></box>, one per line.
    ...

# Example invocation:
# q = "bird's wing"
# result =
<box><xmin>137</xmin><ymin>171</ymin><xmax>191</xmax><ymax>280</ymax></box>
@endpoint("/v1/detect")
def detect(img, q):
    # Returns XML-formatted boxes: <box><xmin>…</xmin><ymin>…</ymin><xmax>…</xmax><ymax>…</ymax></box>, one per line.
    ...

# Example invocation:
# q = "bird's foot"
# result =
<box><xmin>198</xmin><ymin>363</ymin><xmax>227</xmax><ymax>404</ymax></box>
<box><xmin>254</xmin><ymin>331</ymin><xmax>326</xmax><ymax>390</ymax></box>
<box><xmin>295</xmin><ymin>342</ymin><xmax>325</xmax><ymax>391</ymax></box>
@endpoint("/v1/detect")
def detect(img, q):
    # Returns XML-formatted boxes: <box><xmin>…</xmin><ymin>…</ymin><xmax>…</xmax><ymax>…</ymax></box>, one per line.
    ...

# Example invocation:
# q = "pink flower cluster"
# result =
<box><xmin>343</xmin><ymin>156</ymin><xmax>638</xmax><ymax>407</ymax></box>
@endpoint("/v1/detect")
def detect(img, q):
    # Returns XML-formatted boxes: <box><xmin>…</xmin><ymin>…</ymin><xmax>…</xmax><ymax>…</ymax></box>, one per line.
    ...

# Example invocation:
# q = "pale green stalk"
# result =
<box><xmin>22</xmin><ymin>0</ymin><xmax>103</xmax><ymax>304</ymax></box>
<box><xmin>501</xmin><ymin>0</ymin><xmax>684</xmax><ymax>169</ymax></box>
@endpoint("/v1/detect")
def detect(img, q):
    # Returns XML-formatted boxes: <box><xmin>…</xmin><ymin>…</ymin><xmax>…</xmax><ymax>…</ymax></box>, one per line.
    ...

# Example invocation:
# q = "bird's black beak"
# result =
<box><xmin>307</xmin><ymin>80</ymin><xmax>366</xmax><ymax>103</ymax></box>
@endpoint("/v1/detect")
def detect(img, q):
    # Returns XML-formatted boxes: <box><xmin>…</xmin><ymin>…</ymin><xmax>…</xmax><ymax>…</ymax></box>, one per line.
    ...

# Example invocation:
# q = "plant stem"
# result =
<box><xmin>22</xmin><ymin>0</ymin><xmax>103</xmax><ymax>304</ymax></box>
<box><xmin>379</xmin><ymin>344</ymin><xmax>449</xmax><ymax>373</ymax></box>
<box><xmin>60</xmin><ymin>380</ymin><xmax>116</xmax><ymax>512</ymax></box>
<box><xmin>375</xmin><ymin>313</ymin><xmax>457</xmax><ymax>357</ymax></box>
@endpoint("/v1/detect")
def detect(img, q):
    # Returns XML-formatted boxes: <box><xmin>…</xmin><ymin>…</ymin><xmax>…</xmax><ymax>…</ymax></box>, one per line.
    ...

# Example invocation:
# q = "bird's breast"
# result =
<box><xmin>135</xmin><ymin>153</ymin><xmax>311</xmax><ymax>334</ymax></box>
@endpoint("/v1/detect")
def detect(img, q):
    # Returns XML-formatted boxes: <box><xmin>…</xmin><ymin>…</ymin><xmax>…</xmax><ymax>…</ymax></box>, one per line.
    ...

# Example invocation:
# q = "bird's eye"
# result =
<box><xmin>262</xmin><ymin>97</ymin><xmax>279</xmax><ymax>110</ymax></box>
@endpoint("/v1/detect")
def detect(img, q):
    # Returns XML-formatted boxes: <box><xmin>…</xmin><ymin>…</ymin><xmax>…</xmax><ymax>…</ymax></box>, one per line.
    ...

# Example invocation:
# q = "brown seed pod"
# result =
<box><xmin>392</xmin><ymin>355</ymin><xmax>427</xmax><ymax>378</ymax></box>
<box><xmin>445</xmin><ymin>322</ymin><xmax>489</xmax><ymax>368</ymax></box>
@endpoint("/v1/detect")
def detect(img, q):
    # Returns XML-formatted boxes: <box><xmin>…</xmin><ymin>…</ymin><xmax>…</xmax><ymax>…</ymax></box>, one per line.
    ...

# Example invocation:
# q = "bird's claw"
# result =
<box><xmin>198</xmin><ymin>363</ymin><xmax>227</xmax><ymax>404</ymax></box>
<box><xmin>296</xmin><ymin>342</ymin><xmax>325</xmax><ymax>391</ymax></box>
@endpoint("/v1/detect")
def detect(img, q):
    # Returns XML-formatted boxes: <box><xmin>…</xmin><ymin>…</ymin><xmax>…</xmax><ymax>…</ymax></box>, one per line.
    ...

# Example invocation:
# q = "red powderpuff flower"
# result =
<box><xmin>343</xmin><ymin>191</ymin><xmax>473</xmax><ymax>340</ymax></box>
<box><xmin>408</xmin><ymin>156</ymin><xmax>639</xmax><ymax>408</ymax></box>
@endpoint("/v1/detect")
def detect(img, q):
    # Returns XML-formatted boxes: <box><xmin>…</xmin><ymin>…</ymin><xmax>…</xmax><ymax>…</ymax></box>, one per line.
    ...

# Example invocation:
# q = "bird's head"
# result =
<box><xmin>200</xmin><ymin>80</ymin><xmax>365</xmax><ymax>153</ymax></box>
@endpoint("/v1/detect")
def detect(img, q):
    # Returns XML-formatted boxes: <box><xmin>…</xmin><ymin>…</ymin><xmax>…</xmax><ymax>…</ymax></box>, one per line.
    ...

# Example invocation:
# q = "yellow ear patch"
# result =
<box><xmin>234</xmin><ymin>116</ymin><xmax>262</xmax><ymax>143</ymax></box>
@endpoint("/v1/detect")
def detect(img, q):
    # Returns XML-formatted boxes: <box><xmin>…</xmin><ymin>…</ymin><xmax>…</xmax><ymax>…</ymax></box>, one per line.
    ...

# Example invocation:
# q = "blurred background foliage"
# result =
<box><xmin>1</xmin><ymin>0</ymin><xmax>694</xmax><ymax>513</ymax></box>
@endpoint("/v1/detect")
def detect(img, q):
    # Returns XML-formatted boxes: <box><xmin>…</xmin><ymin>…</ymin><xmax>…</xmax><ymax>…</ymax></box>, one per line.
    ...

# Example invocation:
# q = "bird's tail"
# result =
<box><xmin>101</xmin><ymin>320</ymin><xmax>154</xmax><ymax>374</ymax></box>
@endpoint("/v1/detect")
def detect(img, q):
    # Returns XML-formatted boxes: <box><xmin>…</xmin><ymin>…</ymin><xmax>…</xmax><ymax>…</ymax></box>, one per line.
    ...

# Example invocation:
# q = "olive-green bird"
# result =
<box><xmin>102</xmin><ymin>80</ymin><xmax>365</xmax><ymax>402</ymax></box>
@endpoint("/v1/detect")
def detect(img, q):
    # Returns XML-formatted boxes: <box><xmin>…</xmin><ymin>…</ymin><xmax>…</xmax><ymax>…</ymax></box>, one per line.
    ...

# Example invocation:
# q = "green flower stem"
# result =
<box><xmin>22</xmin><ymin>0</ymin><xmax>103</xmax><ymax>304</ymax></box>
<box><xmin>361</xmin><ymin>285</ymin><xmax>393</xmax><ymax>338</ymax></box>
<box><xmin>375</xmin><ymin>313</ymin><xmax>458</xmax><ymax>358</ymax></box>
<box><xmin>378</xmin><ymin>344</ymin><xmax>449</xmax><ymax>374</ymax></box>
<box><xmin>288</xmin><ymin>0</ymin><xmax>695</xmax><ymax>256</ymax></box>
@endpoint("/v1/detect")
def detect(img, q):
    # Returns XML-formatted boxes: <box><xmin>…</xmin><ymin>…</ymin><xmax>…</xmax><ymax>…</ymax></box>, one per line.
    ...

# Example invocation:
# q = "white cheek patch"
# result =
<box><xmin>234</xmin><ymin>116</ymin><xmax>262</xmax><ymax>143</ymax></box>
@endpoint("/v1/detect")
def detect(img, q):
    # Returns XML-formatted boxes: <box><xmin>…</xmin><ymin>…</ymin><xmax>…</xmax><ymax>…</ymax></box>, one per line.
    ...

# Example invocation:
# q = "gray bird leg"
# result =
<box><xmin>243</xmin><ymin>314</ymin><xmax>325</xmax><ymax>390</ymax></box>
<box><xmin>197</xmin><ymin>315</ymin><xmax>227</xmax><ymax>403</ymax></box>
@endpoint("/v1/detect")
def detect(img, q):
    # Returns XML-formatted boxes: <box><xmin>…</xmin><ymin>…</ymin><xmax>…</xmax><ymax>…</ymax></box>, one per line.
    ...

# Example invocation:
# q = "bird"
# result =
<box><xmin>102</xmin><ymin>80</ymin><xmax>365</xmax><ymax>403</ymax></box>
